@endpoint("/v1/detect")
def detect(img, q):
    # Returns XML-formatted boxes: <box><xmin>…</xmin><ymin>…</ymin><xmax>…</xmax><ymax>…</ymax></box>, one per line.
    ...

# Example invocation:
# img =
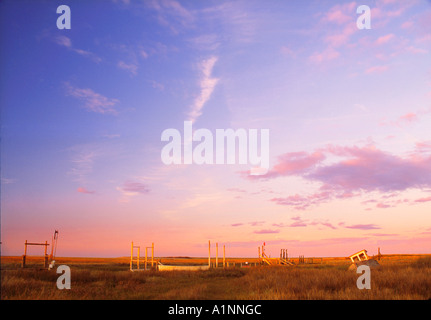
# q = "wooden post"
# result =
<box><xmin>22</xmin><ymin>240</ymin><xmax>28</xmax><ymax>268</ymax></box>
<box><xmin>258</xmin><ymin>246</ymin><xmax>260</xmax><ymax>258</ymax></box>
<box><xmin>223</xmin><ymin>245</ymin><xmax>226</xmax><ymax>268</ymax></box>
<box><xmin>137</xmin><ymin>246</ymin><xmax>140</xmax><ymax>270</ymax></box>
<box><xmin>152</xmin><ymin>243</ymin><xmax>154</xmax><ymax>268</ymax></box>
<box><xmin>216</xmin><ymin>243</ymin><xmax>218</xmax><ymax>268</ymax></box>
<box><xmin>50</xmin><ymin>235</ymin><xmax>54</xmax><ymax>261</ymax></box>
<box><xmin>145</xmin><ymin>247</ymin><xmax>148</xmax><ymax>270</ymax></box>
<box><xmin>130</xmin><ymin>242</ymin><xmax>133</xmax><ymax>270</ymax></box>
<box><xmin>44</xmin><ymin>241</ymin><xmax>48</xmax><ymax>268</ymax></box>
<box><xmin>208</xmin><ymin>240</ymin><xmax>211</xmax><ymax>268</ymax></box>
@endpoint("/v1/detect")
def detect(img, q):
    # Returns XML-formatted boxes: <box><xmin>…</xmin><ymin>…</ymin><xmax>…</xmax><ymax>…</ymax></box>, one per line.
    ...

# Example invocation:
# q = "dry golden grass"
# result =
<box><xmin>1</xmin><ymin>255</ymin><xmax>430</xmax><ymax>300</ymax></box>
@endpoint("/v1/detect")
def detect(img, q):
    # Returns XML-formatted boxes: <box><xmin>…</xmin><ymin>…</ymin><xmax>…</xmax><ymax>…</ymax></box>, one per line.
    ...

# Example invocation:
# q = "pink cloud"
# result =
<box><xmin>289</xmin><ymin>216</ymin><xmax>308</xmax><ymax>227</ymax></box>
<box><xmin>380</xmin><ymin>109</ymin><xmax>430</xmax><ymax>127</ymax></box>
<box><xmin>325</xmin><ymin>24</ymin><xmax>357</xmax><ymax>48</ymax></box>
<box><xmin>345</xmin><ymin>224</ymin><xmax>381</xmax><ymax>230</ymax></box>
<box><xmin>278</xmin><ymin>191</ymin><xmax>333</xmax><ymax>210</ymax></box>
<box><xmin>227</xmin><ymin>187</ymin><xmax>247</xmax><ymax>193</ymax></box>
<box><xmin>376</xmin><ymin>203</ymin><xmax>391</xmax><ymax>209</ymax></box>
<box><xmin>399</xmin><ymin>112</ymin><xmax>418</xmax><ymax>123</ymax></box>
<box><xmin>415</xmin><ymin>196</ymin><xmax>431</xmax><ymax>203</ymax></box>
<box><xmin>416</xmin><ymin>141</ymin><xmax>431</xmax><ymax>152</ymax></box>
<box><xmin>322</xmin><ymin>2</ymin><xmax>357</xmax><ymax>25</ymax></box>
<box><xmin>318</xmin><ymin>222</ymin><xmax>337</xmax><ymax>230</ymax></box>
<box><xmin>401</xmin><ymin>20</ymin><xmax>414</xmax><ymax>29</ymax></box>
<box><xmin>362</xmin><ymin>199</ymin><xmax>378</xmax><ymax>205</ymax></box>
<box><xmin>309</xmin><ymin>145</ymin><xmax>431</xmax><ymax>193</ymax></box>
<box><xmin>309</xmin><ymin>47</ymin><xmax>340</xmax><ymax>64</ymax></box>
<box><xmin>77</xmin><ymin>187</ymin><xmax>95</xmax><ymax>194</ymax></box>
<box><xmin>255</xmin><ymin>151</ymin><xmax>325</xmax><ymax>180</ymax></box>
<box><xmin>346</xmin><ymin>224</ymin><xmax>381</xmax><ymax>230</ymax></box>
<box><xmin>273</xmin><ymin>217</ymin><xmax>338</xmax><ymax>229</ymax></box>
<box><xmin>378</xmin><ymin>0</ymin><xmax>396</xmax><ymax>4</ymax></box>
<box><xmin>253</xmin><ymin>229</ymin><xmax>280</xmax><ymax>234</ymax></box>
<box><xmin>365</xmin><ymin>65</ymin><xmax>389</xmax><ymax>74</ymax></box>
<box><xmin>335</xmin><ymin>191</ymin><xmax>357</xmax><ymax>199</ymax></box>
<box><xmin>249</xmin><ymin>221</ymin><xmax>265</xmax><ymax>227</ymax></box>
<box><xmin>280</xmin><ymin>46</ymin><xmax>295</xmax><ymax>58</ymax></box>
<box><xmin>324</xmin><ymin>9</ymin><xmax>351</xmax><ymax>25</ymax></box>
<box><xmin>371</xmin><ymin>1</ymin><xmax>417</xmax><ymax>28</ymax></box>
<box><xmin>245</xmin><ymin>144</ymin><xmax>431</xmax><ymax>209</ymax></box>
<box><xmin>116</xmin><ymin>181</ymin><xmax>150</xmax><ymax>203</ymax></box>
<box><xmin>375</xmin><ymin>33</ymin><xmax>395</xmax><ymax>45</ymax></box>
<box><xmin>120</xmin><ymin>181</ymin><xmax>150</xmax><ymax>194</ymax></box>
<box><xmin>406</xmin><ymin>46</ymin><xmax>428</xmax><ymax>54</ymax></box>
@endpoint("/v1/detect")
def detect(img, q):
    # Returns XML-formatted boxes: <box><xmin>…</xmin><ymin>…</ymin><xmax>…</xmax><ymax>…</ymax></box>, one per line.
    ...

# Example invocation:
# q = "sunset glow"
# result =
<box><xmin>1</xmin><ymin>0</ymin><xmax>430</xmax><ymax>258</ymax></box>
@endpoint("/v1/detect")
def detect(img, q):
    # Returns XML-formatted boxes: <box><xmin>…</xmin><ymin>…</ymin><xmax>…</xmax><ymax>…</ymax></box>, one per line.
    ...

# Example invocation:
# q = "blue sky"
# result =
<box><xmin>1</xmin><ymin>0</ymin><xmax>431</xmax><ymax>257</ymax></box>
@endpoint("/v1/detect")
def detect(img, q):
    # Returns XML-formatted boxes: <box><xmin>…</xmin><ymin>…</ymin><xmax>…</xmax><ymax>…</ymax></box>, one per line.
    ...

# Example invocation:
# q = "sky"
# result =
<box><xmin>1</xmin><ymin>0</ymin><xmax>431</xmax><ymax>258</ymax></box>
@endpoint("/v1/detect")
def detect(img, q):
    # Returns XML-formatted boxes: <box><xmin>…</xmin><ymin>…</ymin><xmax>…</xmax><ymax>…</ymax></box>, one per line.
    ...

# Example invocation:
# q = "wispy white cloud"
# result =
<box><xmin>117</xmin><ymin>60</ymin><xmax>138</xmax><ymax>75</ymax></box>
<box><xmin>55</xmin><ymin>35</ymin><xmax>72</xmax><ymax>48</ymax></box>
<box><xmin>365</xmin><ymin>65</ymin><xmax>389</xmax><ymax>74</ymax></box>
<box><xmin>188</xmin><ymin>34</ymin><xmax>220</xmax><ymax>51</ymax></box>
<box><xmin>187</xmin><ymin>56</ymin><xmax>219</xmax><ymax>123</ymax></box>
<box><xmin>68</xmin><ymin>149</ymin><xmax>97</xmax><ymax>184</ymax></box>
<box><xmin>150</xmin><ymin>80</ymin><xmax>165</xmax><ymax>91</ymax></box>
<box><xmin>54</xmin><ymin>36</ymin><xmax>101</xmax><ymax>63</ymax></box>
<box><xmin>145</xmin><ymin>0</ymin><xmax>194</xmax><ymax>34</ymax></box>
<box><xmin>65</xmin><ymin>83</ymin><xmax>119</xmax><ymax>115</ymax></box>
<box><xmin>1</xmin><ymin>177</ymin><xmax>16</xmax><ymax>184</ymax></box>
<box><xmin>112</xmin><ymin>0</ymin><xmax>130</xmax><ymax>4</ymax></box>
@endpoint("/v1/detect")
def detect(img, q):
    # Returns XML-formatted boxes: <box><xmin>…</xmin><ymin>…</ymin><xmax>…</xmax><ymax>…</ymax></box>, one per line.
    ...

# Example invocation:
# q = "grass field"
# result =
<box><xmin>1</xmin><ymin>254</ymin><xmax>430</xmax><ymax>300</ymax></box>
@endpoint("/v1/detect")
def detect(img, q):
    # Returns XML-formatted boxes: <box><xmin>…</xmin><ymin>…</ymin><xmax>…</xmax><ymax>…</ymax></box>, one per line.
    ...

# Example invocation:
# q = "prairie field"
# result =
<box><xmin>1</xmin><ymin>254</ymin><xmax>430</xmax><ymax>300</ymax></box>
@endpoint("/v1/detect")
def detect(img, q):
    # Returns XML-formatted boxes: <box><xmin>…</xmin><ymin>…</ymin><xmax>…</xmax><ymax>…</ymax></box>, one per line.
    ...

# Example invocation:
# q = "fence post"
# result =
<box><xmin>208</xmin><ymin>240</ymin><xmax>211</xmax><ymax>268</ymax></box>
<box><xmin>151</xmin><ymin>242</ymin><xmax>154</xmax><ymax>269</ymax></box>
<box><xmin>130</xmin><ymin>242</ymin><xmax>133</xmax><ymax>270</ymax></box>
<box><xmin>137</xmin><ymin>246</ymin><xmax>140</xmax><ymax>270</ymax></box>
<box><xmin>216</xmin><ymin>243</ymin><xmax>218</xmax><ymax>268</ymax></box>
